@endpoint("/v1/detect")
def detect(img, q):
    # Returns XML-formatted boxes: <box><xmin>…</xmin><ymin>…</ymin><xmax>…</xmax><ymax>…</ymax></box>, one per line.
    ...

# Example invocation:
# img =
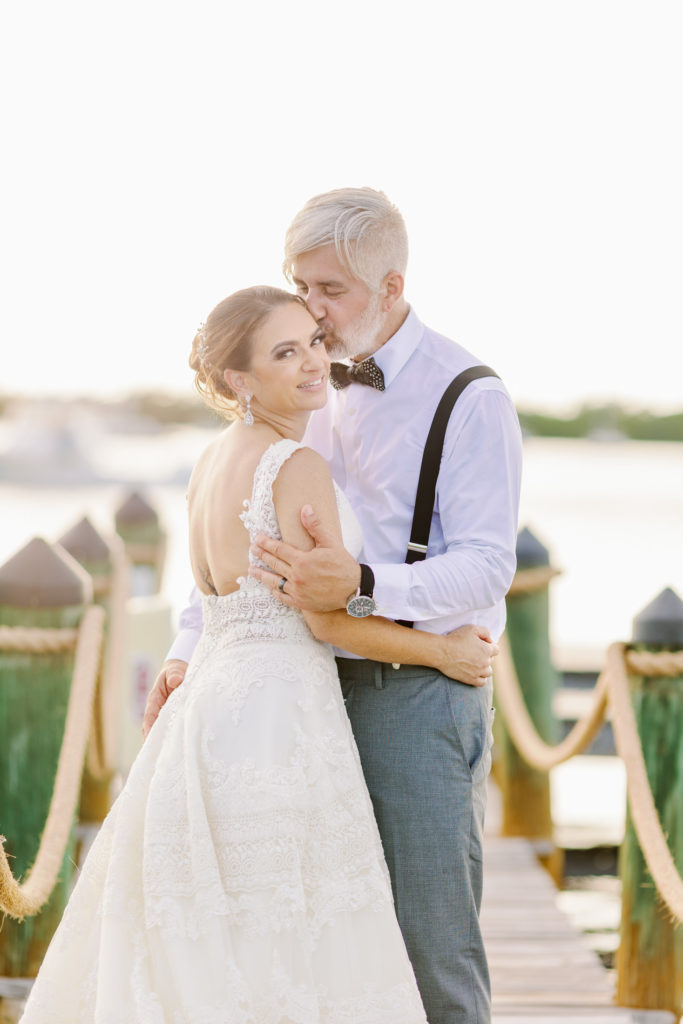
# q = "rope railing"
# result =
<box><xmin>494</xmin><ymin>633</ymin><xmax>610</xmax><ymax>771</ymax></box>
<box><xmin>0</xmin><ymin>605</ymin><xmax>106</xmax><ymax>921</ymax></box>
<box><xmin>86</xmin><ymin>542</ymin><xmax>128</xmax><ymax>783</ymax></box>
<box><xmin>606</xmin><ymin>642</ymin><xmax>683</xmax><ymax>925</ymax></box>
<box><xmin>0</xmin><ymin>627</ymin><xmax>79</xmax><ymax>655</ymax></box>
<box><xmin>493</xmin><ymin>631</ymin><xmax>683</xmax><ymax>925</ymax></box>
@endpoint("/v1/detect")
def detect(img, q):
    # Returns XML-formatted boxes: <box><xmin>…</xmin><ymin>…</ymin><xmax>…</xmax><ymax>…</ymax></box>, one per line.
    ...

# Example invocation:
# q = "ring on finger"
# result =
<box><xmin>277</xmin><ymin>576</ymin><xmax>287</xmax><ymax>593</ymax></box>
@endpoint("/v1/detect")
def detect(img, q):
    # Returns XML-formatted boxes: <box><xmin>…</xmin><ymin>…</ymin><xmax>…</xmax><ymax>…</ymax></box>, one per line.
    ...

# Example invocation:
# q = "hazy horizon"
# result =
<box><xmin>2</xmin><ymin>386</ymin><xmax>682</xmax><ymax>420</ymax></box>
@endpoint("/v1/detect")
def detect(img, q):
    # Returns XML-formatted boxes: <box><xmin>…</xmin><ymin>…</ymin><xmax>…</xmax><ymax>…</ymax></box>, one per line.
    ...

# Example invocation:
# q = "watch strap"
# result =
<box><xmin>358</xmin><ymin>563</ymin><xmax>375</xmax><ymax>599</ymax></box>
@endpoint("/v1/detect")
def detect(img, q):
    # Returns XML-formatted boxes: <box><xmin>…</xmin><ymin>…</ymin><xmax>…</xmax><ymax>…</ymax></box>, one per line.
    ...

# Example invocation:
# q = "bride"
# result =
<box><xmin>20</xmin><ymin>286</ymin><xmax>496</xmax><ymax>1024</ymax></box>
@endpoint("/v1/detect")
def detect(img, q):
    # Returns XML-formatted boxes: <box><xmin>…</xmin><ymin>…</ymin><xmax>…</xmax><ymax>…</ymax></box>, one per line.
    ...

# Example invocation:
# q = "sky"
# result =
<box><xmin>1</xmin><ymin>0</ymin><xmax>682</xmax><ymax>413</ymax></box>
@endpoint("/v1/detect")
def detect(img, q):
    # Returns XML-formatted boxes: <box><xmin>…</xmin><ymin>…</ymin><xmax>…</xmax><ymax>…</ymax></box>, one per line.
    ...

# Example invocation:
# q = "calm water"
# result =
<box><xmin>519</xmin><ymin>436</ymin><xmax>683</xmax><ymax>665</ymax></box>
<box><xmin>1</xmin><ymin>429</ymin><xmax>682</xmax><ymax>667</ymax></box>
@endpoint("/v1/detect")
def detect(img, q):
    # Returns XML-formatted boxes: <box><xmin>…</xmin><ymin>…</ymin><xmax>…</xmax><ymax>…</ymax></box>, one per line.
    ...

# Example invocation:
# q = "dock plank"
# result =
<box><xmin>482</xmin><ymin>829</ymin><xmax>674</xmax><ymax>1023</ymax></box>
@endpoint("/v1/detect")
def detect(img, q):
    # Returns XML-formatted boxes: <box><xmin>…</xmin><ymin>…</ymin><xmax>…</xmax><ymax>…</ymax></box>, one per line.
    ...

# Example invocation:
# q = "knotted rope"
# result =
<box><xmin>493</xmin><ymin>634</ymin><xmax>683</xmax><ymax>925</ymax></box>
<box><xmin>0</xmin><ymin>605</ymin><xmax>106</xmax><ymax>920</ymax></box>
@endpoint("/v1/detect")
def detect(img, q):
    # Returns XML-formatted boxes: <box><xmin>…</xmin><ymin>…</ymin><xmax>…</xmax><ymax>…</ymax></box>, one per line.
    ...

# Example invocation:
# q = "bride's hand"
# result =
<box><xmin>436</xmin><ymin>625</ymin><xmax>499</xmax><ymax>686</ymax></box>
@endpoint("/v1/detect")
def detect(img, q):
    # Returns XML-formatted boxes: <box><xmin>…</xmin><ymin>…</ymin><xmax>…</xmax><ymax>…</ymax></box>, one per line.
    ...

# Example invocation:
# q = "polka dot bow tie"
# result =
<box><xmin>329</xmin><ymin>357</ymin><xmax>385</xmax><ymax>392</ymax></box>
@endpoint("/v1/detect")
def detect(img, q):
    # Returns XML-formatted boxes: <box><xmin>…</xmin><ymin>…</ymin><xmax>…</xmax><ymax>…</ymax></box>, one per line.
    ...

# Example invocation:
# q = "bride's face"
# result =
<box><xmin>241</xmin><ymin>302</ymin><xmax>330</xmax><ymax>417</ymax></box>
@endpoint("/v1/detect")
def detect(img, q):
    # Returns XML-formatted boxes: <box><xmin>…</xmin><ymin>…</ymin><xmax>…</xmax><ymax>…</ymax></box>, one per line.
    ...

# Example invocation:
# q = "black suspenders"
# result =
<box><xmin>396</xmin><ymin>365</ymin><xmax>499</xmax><ymax>628</ymax></box>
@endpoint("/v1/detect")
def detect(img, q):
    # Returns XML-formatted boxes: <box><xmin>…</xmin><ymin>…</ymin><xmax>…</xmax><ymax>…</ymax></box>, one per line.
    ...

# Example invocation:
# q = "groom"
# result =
<box><xmin>145</xmin><ymin>187</ymin><xmax>522</xmax><ymax>1024</ymax></box>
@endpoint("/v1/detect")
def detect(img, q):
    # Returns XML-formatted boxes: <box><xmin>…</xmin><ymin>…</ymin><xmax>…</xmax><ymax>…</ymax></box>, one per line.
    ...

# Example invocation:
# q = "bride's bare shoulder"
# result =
<box><xmin>273</xmin><ymin>446</ymin><xmax>340</xmax><ymax>547</ymax></box>
<box><xmin>274</xmin><ymin>445</ymin><xmax>333</xmax><ymax>492</ymax></box>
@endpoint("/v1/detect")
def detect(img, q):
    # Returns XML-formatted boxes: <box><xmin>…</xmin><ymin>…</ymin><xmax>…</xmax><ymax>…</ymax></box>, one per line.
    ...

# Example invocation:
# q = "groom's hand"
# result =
<box><xmin>142</xmin><ymin>659</ymin><xmax>188</xmax><ymax>739</ymax></box>
<box><xmin>248</xmin><ymin>504</ymin><xmax>361</xmax><ymax>612</ymax></box>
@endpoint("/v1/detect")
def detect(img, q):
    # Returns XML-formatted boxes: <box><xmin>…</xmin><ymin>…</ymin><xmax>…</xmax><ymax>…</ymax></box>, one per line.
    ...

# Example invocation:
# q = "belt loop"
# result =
<box><xmin>373</xmin><ymin>663</ymin><xmax>385</xmax><ymax>690</ymax></box>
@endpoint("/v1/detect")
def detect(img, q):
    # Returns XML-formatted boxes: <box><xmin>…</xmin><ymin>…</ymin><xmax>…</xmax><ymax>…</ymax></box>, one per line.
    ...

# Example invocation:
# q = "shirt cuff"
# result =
<box><xmin>370</xmin><ymin>562</ymin><xmax>414</xmax><ymax>621</ymax></box>
<box><xmin>166</xmin><ymin>627</ymin><xmax>202</xmax><ymax>665</ymax></box>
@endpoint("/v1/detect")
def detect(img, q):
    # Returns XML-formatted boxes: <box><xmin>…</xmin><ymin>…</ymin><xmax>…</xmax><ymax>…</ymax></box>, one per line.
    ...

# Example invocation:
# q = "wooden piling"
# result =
<box><xmin>114</xmin><ymin>491</ymin><xmax>166</xmax><ymax>596</ymax></box>
<box><xmin>496</xmin><ymin>527</ymin><xmax>563</xmax><ymax>879</ymax></box>
<box><xmin>0</xmin><ymin>538</ymin><xmax>91</xmax><ymax>977</ymax></box>
<box><xmin>58</xmin><ymin>517</ymin><xmax>115</xmax><ymax>822</ymax></box>
<box><xmin>616</xmin><ymin>587</ymin><xmax>683</xmax><ymax>1020</ymax></box>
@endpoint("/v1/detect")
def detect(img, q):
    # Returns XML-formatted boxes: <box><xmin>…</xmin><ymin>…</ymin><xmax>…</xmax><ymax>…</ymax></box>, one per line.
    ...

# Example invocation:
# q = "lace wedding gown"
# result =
<box><xmin>20</xmin><ymin>439</ymin><xmax>427</xmax><ymax>1024</ymax></box>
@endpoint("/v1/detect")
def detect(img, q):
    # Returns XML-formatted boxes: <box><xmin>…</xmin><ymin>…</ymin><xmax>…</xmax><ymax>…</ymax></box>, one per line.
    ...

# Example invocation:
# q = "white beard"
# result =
<box><xmin>324</xmin><ymin>294</ymin><xmax>385</xmax><ymax>361</ymax></box>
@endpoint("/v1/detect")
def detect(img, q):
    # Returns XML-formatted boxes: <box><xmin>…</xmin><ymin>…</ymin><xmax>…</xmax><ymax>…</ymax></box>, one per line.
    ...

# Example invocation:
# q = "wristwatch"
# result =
<box><xmin>346</xmin><ymin>563</ymin><xmax>376</xmax><ymax>618</ymax></box>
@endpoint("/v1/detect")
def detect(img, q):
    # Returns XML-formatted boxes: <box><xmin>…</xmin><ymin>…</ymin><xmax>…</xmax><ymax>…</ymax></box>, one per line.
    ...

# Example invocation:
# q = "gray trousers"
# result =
<box><xmin>336</xmin><ymin>658</ymin><xmax>493</xmax><ymax>1024</ymax></box>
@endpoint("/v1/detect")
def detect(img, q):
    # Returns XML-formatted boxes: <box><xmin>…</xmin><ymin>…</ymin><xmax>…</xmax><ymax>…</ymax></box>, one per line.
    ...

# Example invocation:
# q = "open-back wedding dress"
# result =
<box><xmin>20</xmin><ymin>439</ymin><xmax>427</xmax><ymax>1024</ymax></box>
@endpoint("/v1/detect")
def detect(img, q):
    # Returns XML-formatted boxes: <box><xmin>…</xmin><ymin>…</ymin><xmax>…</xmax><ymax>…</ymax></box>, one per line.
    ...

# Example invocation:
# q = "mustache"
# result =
<box><xmin>318</xmin><ymin>325</ymin><xmax>353</xmax><ymax>359</ymax></box>
<box><xmin>318</xmin><ymin>325</ymin><xmax>337</xmax><ymax>348</ymax></box>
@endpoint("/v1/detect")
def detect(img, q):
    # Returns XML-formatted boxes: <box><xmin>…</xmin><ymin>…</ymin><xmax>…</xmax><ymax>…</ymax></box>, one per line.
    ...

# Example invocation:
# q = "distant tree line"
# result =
<box><xmin>129</xmin><ymin>392</ymin><xmax>219</xmax><ymax>427</ymax></box>
<box><xmin>133</xmin><ymin>394</ymin><xmax>683</xmax><ymax>441</ymax></box>
<box><xmin>1</xmin><ymin>393</ymin><xmax>681</xmax><ymax>441</ymax></box>
<box><xmin>517</xmin><ymin>403</ymin><xmax>683</xmax><ymax>442</ymax></box>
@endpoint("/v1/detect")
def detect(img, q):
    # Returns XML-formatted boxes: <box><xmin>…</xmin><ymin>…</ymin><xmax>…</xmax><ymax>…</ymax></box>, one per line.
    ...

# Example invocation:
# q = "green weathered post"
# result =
<box><xmin>616</xmin><ymin>587</ymin><xmax>683</xmax><ymax>1018</ymax></box>
<box><xmin>57</xmin><ymin>517</ymin><xmax>114</xmax><ymax>823</ymax></box>
<box><xmin>114</xmin><ymin>491</ymin><xmax>166</xmax><ymax>596</ymax></box>
<box><xmin>0</xmin><ymin>538</ymin><xmax>91</xmax><ymax>977</ymax></box>
<box><xmin>496</xmin><ymin>527</ymin><xmax>562</xmax><ymax>877</ymax></box>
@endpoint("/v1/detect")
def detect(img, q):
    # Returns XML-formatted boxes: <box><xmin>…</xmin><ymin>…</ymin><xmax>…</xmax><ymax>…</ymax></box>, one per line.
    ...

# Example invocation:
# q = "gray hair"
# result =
<box><xmin>283</xmin><ymin>187</ymin><xmax>409</xmax><ymax>291</ymax></box>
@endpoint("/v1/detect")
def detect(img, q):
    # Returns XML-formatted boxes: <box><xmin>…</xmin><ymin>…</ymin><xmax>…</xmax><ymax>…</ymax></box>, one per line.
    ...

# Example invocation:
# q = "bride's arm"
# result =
<box><xmin>273</xmin><ymin>448</ymin><xmax>496</xmax><ymax>686</ymax></box>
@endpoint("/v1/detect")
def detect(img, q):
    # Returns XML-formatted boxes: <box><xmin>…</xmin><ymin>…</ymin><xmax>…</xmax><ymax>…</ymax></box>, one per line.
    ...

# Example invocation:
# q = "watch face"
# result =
<box><xmin>346</xmin><ymin>595</ymin><xmax>376</xmax><ymax>618</ymax></box>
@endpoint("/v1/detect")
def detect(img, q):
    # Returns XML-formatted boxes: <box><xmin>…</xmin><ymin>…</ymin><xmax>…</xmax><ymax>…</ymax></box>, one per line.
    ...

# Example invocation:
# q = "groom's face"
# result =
<box><xmin>291</xmin><ymin>246</ymin><xmax>384</xmax><ymax>360</ymax></box>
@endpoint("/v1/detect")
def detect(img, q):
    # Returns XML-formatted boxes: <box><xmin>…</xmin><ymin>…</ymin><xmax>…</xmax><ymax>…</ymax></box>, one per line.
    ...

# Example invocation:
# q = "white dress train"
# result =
<box><xmin>20</xmin><ymin>439</ymin><xmax>427</xmax><ymax>1024</ymax></box>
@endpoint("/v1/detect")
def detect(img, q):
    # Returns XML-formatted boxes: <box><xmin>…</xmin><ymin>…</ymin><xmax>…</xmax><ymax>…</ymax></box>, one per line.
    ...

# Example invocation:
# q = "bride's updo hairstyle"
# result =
<box><xmin>189</xmin><ymin>286</ymin><xmax>305</xmax><ymax>419</ymax></box>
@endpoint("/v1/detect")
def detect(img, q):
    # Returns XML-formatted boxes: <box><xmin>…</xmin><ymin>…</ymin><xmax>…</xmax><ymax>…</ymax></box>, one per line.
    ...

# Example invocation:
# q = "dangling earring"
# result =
<box><xmin>243</xmin><ymin>393</ymin><xmax>254</xmax><ymax>427</ymax></box>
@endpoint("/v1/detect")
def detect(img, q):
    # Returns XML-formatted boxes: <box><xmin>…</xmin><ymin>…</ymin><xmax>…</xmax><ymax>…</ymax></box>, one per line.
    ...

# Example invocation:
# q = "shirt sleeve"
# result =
<box><xmin>166</xmin><ymin>585</ymin><xmax>204</xmax><ymax>663</ymax></box>
<box><xmin>370</xmin><ymin>386</ymin><xmax>522</xmax><ymax>623</ymax></box>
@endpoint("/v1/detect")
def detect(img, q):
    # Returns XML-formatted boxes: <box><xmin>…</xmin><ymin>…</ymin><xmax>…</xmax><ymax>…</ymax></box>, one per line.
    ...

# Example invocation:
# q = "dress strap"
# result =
<box><xmin>240</xmin><ymin>439</ymin><xmax>305</xmax><ymax>544</ymax></box>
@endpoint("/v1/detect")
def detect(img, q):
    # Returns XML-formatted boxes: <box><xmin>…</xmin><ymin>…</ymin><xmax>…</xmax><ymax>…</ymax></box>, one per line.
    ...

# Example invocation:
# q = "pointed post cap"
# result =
<box><xmin>58</xmin><ymin>516</ymin><xmax>112</xmax><ymax>567</ymax></box>
<box><xmin>516</xmin><ymin>526</ymin><xmax>551</xmax><ymax>569</ymax></box>
<box><xmin>0</xmin><ymin>537</ymin><xmax>92</xmax><ymax>608</ymax></box>
<box><xmin>632</xmin><ymin>587</ymin><xmax>683</xmax><ymax>646</ymax></box>
<box><xmin>115</xmin><ymin>491</ymin><xmax>159</xmax><ymax>529</ymax></box>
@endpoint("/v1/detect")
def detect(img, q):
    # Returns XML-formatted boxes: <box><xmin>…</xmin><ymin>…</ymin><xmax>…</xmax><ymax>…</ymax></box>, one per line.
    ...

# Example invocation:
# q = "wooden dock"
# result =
<box><xmin>483</xmin><ymin>784</ymin><xmax>675</xmax><ymax>1023</ymax></box>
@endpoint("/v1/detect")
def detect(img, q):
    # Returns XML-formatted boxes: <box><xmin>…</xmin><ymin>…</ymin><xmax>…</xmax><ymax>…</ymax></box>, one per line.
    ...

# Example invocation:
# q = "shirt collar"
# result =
<box><xmin>371</xmin><ymin>306</ymin><xmax>423</xmax><ymax>388</ymax></box>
